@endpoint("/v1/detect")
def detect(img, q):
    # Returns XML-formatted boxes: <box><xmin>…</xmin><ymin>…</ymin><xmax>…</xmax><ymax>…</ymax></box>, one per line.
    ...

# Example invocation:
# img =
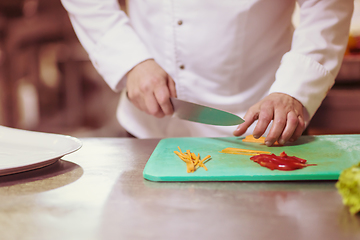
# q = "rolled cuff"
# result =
<box><xmin>269</xmin><ymin>52</ymin><xmax>335</xmax><ymax>118</ymax></box>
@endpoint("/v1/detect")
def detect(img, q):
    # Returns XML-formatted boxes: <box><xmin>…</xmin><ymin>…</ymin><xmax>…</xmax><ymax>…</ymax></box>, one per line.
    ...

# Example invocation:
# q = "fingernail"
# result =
<box><xmin>265</xmin><ymin>141</ymin><xmax>272</xmax><ymax>146</ymax></box>
<box><xmin>289</xmin><ymin>138</ymin><xmax>295</xmax><ymax>142</ymax></box>
<box><xmin>278</xmin><ymin>139</ymin><xmax>285</xmax><ymax>145</ymax></box>
<box><xmin>253</xmin><ymin>134</ymin><xmax>259</xmax><ymax>139</ymax></box>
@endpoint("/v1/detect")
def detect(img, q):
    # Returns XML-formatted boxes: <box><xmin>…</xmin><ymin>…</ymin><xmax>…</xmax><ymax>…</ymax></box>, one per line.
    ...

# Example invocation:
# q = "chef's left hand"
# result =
<box><xmin>233</xmin><ymin>93</ymin><xmax>306</xmax><ymax>146</ymax></box>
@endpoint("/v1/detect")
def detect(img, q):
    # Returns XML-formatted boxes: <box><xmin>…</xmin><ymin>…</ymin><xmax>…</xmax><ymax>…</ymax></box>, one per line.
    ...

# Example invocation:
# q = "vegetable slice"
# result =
<box><xmin>250</xmin><ymin>151</ymin><xmax>317</xmax><ymax>171</ymax></box>
<box><xmin>242</xmin><ymin>135</ymin><xmax>279</xmax><ymax>145</ymax></box>
<box><xmin>174</xmin><ymin>146</ymin><xmax>211</xmax><ymax>173</ymax></box>
<box><xmin>220</xmin><ymin>147</ymin><xmax>271</xmax><ymax>156</ymax></box>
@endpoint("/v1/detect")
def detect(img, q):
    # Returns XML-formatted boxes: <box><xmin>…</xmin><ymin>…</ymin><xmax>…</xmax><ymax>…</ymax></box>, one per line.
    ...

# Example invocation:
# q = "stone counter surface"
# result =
<box><xmin>0</xmin><ymin>138</ymin><xmax>359</xmax><ymax>240</ymax></box>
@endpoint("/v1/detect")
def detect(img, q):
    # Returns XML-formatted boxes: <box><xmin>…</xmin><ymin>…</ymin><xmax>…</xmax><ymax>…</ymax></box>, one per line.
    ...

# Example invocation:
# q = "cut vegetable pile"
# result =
<box><xmin>174</xmin><ymin>147</ymin><xmax>211</xmax><ymax>173</ymax></box>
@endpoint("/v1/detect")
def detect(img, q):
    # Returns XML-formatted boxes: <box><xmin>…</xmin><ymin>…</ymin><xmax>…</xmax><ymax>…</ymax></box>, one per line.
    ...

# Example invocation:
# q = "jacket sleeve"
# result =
<box><xmin>60</xmin><ymin>0</ymin><xmax>153</xmax><ymax>91</ymax></box>
<box><xmin>269</xmin><ymin>0</ymin><xmax>353</xmax><ymax>118</ymax></box>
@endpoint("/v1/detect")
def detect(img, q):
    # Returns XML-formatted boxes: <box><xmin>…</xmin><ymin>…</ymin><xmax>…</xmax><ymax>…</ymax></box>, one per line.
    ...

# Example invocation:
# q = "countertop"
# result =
<box><xmin>0</xmin><ymin>138</ymin><xmax>359</xmax><ymax>240</ymax></box>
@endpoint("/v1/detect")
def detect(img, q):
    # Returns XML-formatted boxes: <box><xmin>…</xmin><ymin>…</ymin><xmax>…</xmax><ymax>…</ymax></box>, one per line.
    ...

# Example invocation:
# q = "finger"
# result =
<box><xmin>265</xmin><ymin>108</ymin><xmax>286</xmax><ymax>146</ymax></box>
<box><xmin>168</xmin><ymin>76</ymin><xmax>177</xmax><ymax>98</ymax></box>
<box><xmin>233</xmin><ymin>108</ymin><xmax>258</xmax><ymax>136</ymax></box>
<box><xmin>253</xmin><ymin>105</ymin><xmax>274</xmax><ymax>138</ymax></box>
<box><xmin>144</xmin><ymin>93</ymin><xmax>165</xmax><ymax>118</ymax></box>
<box><xmin>154</xmin><ymin>87</ymin><xmax>173</xmax><ymax>116</ymax></box>
<box><xmin>289</xmin><ymin>115</ymin><xmax>305</xmax><ymax>142</ymax></box>
<box><xmin>277</xmin><ymin>111</ymin><xmax>298</xmax><ymax>145</ymax></box>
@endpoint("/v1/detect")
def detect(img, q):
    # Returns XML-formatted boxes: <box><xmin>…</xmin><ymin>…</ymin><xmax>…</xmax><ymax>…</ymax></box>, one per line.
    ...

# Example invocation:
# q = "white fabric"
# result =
<box><xmin>61</xmin><ymin>0</ymin><xmax>353</xmax><ymax>138</ymax></box>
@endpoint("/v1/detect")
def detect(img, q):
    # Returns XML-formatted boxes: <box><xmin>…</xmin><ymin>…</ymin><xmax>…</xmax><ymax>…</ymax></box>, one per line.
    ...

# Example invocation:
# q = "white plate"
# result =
<box><xmin>0</xmin><ymin>126</ymin><xmax>82</xmax><ymax>176</ymax></box>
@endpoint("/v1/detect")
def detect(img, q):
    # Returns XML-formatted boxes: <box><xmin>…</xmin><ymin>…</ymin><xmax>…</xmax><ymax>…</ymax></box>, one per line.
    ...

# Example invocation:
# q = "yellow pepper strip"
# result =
<box><xmin>198</xmin><ymin>155</ymin><xmax>211</xmax><ymax>171</ymax></box>
<box><xmin>174</xmin><ymin>147</ymin><xmax>211</xmax><ymax>173</ymax></box>
<box><xmin>242</xmin><ymin>135</ymin><xmax>279</xmax><ymax>145</ymax></box>
<box><xmin>242</xmin><ymin>135</ymin><xmax>266</xmax><ymax>143</ymax></box>
<box><xmin>220</xmin><ymin>147</ymin><xmax>271</xmax><ymax>156</ymax></box>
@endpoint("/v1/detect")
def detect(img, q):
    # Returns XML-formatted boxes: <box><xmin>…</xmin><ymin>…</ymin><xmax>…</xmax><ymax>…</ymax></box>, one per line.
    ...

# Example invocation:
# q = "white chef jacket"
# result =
<box><xmin>61</xmin><ymin>0</ymin><xmax>353</xmax><ymax>138</ymax></box>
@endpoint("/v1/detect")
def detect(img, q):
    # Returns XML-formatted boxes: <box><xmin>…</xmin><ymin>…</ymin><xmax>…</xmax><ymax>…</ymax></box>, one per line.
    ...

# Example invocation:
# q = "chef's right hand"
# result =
<box><xmin>126</xmin><ymin>59</ymin><xmax>177</xmax><ymax>118</ymax></box>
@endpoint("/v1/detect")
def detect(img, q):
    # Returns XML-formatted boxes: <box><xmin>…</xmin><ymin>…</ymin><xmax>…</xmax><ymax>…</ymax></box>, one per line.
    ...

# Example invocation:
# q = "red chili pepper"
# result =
<box><xmin>250</xmin><ymin>152</ymin><xmax>316</xmax><ymax>171</ymax></box>
<box><xmin>279</xmin><ymin>151</ymin><xmax>307</xmax><ymax>164</ymax></box>
<box><xmin>258</xmin><ymin>159</ymin><xmax>278</xmax><ymax>170</ymax></box>
<box><xmin>261</xmin><ymin>155</ymin><xmax>305</xmax><ymax>170</ymax></box>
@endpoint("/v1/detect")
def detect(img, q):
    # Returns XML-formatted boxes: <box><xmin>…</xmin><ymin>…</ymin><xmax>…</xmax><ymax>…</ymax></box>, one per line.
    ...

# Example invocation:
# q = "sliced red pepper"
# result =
<box><xmin>250</xmin><ymin>152</ymin><xmax>317</xmax><ymax>171</ymax></box>
<box><xmin>258</xmin><ymin>160</ymin><xmax>278</xmax><ymax>170</ymax></box>
<box><xmin>260</xmin><ymin>155</ymin><xmax>305</xmax><ymax>170</ymax></box>
<box><xmin>279</xmin><ymin>151</ymin><xmax>307</xmax><ymax>163</ymax></box>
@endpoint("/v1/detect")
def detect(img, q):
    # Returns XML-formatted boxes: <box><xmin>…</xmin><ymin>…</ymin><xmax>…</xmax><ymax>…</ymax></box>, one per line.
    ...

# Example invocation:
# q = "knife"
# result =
<box><xmin>170</xmin><ymin>98</ymin><xmax>244</xmax><ymax>126</ymax></box>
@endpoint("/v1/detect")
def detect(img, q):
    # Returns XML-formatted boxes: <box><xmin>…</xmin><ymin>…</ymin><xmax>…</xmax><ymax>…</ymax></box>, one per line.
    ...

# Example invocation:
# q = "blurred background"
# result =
<box><xmin>0</xmin><ymin>0</ymin><xmax>360</xmax><ymax>138</ymax></box>
<box><xmin>0</xmin><ymin>0</ymin><xmax>127</xmax><ymax>137</ymax></box>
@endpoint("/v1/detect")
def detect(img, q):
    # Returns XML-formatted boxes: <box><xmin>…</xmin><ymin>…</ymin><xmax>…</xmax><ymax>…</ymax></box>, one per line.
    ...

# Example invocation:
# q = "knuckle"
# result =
<box><xmin>298</xmin><ymin>120</ymin><xmax>305</xmax><ymax>130</ymax></box>
<box><xmin>157</xmin><ymin>93</ymin><xmax>170</xmax><ymax>105</ymax></box>
<box><xmin>148</xmin><ymin>77</ymin><xmax>159</xmax><ymax>86</ymax></box>
<box><xmin>127</xmin><ymin>91</ymin><xmax>139</xmax><ymax>101</ymax></box>
<box><xmin>139</xmin><ymin>83</ymin><xmax>151</xmax><ymax>93</ymax></box>
<box><xmin>287</xmin><ymin>116</ymin><xmax>298</xmax><ymax>125</ymax></box>
<box><xmin>297</xmin><ymin>116</ymin><xmax>306</xmax><ymax>129</ymax></box>
<box><xmin>262</xmin><ymin>101</ymin><xmax>274</xmax><ymax>109</ymax></box>
<box><xmin>149</xmin><ymin>76</ymin><xmax>166</xmax><ymax>86</ymax></box>
<box><xmin>259</xmin><ymin>112</ymin><xmax>272</xmax><ymax>122</ymax></box>
<box><xmin>140</xmin><ymin>77</ymin><xmax>161</xmax><ymax>92</ymax></box>
<box><xmin>275</xmin><ymin>118</ymin><xmax>286</xmax><ymax>126</ymax></box>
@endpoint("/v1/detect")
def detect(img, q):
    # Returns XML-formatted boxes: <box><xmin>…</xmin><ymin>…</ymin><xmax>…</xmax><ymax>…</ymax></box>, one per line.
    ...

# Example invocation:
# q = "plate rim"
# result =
<box><xmin>0</xmin><ymin>126</ymin><xmax>82</xmax><ymax>176</ymax></box>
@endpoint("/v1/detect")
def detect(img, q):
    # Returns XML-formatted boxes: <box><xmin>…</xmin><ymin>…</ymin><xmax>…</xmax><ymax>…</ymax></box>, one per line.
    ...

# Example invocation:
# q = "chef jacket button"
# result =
<box><xmin>177</xmin><ymin>20</ymin><xmax>183</xmax><ymax>25</ymax></box>
<box><xmin>179</xmin><ymin>65</ymin><xmax>185</xmax><ymax>70</ymax></box>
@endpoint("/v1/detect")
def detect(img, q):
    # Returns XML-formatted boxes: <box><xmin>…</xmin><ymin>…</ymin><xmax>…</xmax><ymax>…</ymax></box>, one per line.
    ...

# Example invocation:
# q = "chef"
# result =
<box><xmin>61</xmin><ymin>0</ymin><xmax>353</xmax><ymax>146</ymax></box>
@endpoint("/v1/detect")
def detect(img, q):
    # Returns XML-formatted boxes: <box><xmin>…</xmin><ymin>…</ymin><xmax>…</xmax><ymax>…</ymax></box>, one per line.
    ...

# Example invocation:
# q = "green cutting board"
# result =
<box><xmin>143</xmin><ymin>135</ymin><xmax>360</xmax><ymax>182</ymax></box>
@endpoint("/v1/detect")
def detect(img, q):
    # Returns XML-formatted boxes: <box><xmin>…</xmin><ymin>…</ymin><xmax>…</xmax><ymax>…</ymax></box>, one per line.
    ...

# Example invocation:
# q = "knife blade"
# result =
<box><xmin>171</xmin><ymin>98</ymin><xmax>244</xmax><ymax>126</ymax></box>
